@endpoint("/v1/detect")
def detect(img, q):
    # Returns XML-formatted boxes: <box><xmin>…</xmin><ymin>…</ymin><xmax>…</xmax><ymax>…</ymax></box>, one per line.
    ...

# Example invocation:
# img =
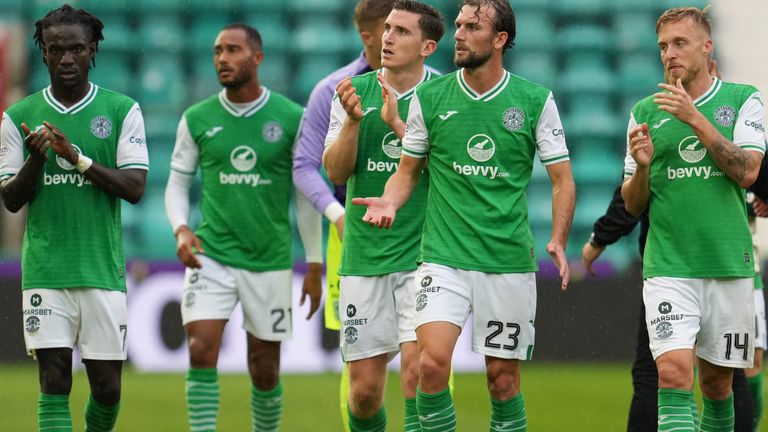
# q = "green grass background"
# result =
<box><xmin>0</xmin><ymin>363</ymin><xmax>764</xmax><ymax>431</ymax></box>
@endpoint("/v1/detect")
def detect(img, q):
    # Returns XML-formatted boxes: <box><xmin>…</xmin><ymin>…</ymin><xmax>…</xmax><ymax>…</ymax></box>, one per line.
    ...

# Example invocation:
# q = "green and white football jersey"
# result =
<box><xmin>171</xmin><ymin>88</ymin><xmax>303</xmax><ymax>271</ymax></box>
<box><xmin>0</xmin><ymin>83</ymin><xmax>149</xmax><ymax>291</ymax></box>
<box><xmin>402</xmin><ymin>69</ymin><xmax>569</xmax><ymax>273</ymax></box>
<box><xmin>624</xmin><ymin>78</ymin><xmax>765</xmax><ymax>278</ymax></box>
<box><xmin>325</xmin><ymin>69</ymin><xmax>435</xmax><ymax>276</ymax></box>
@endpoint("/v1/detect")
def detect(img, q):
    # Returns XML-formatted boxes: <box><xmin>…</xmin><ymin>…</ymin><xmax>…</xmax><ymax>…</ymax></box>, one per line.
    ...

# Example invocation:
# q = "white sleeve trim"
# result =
<box><xmin>164</xmin><ymin>169</ymin><xmax>194</xmax><ymax>233</ymax></box>
<box><xmin>401</xmin><ymin>93</ymin><xmax>429</xmax><ymax>159</ymax></box>
<box><xmin>296</xmin><ymin>187</ymin><xmax>323</xmax><ymax>263</ymax></box>
<box><xmin>0</xmin><ymin>112</ymin><xmax>23</xmax><ymax>178</ymax></box>
<box><xmin>733</xmin><ymin>92</ymin><xmax>766</xmax><ymax>153</ymax></box>
<box><xmin>323</xmin><ymin>201</ymin><xmax>345</xmax><ymax>223</ymax></box>
<box><xmin>536</xmin><ymin>92</ymin><xmax>569</xmax><ymax>166</ymax></box>
<box><xmin>116</xmin><ymin>103</ymin><xmax>149</xmax><ymax>170</ymax></box>
<box><xmin>170</xmin><ymin>116</ymin><xmax>199</xmax><ymax>175</ymax></box>
<box><xmin>623</xmin><ymin>113</ymin><xmax>638</xmax><ymax>177</ymax></box>
<box><xmin>324</xmin><ymin>94</ymin><xmax>347</xmax><ymax>149</ymax></box>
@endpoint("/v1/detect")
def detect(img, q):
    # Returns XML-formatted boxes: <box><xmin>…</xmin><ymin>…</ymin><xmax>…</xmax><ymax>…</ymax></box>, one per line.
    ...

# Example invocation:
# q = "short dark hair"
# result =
<box><xmin>461</xmin><ymin>0</ymin><xmax>516</xmax><ymax>52</ymax></box>
<box><xmin>221</xmin><ymin>23</ymin><xmax>262</xmax><ymax>52</ymax></box>
<box><xmin>354</xmin><ymin>0</ymin><xmax>396</xmax><ymax>32</ymax></box>
<box><xmin>34</xmin><ymin>4</ymin><xmax>104</xmax><ymax>67</ymax></box>
<box><xmin>393</xmin><ymin>0</ymin><xmax>445</xmax><ymax>43</ymax></box>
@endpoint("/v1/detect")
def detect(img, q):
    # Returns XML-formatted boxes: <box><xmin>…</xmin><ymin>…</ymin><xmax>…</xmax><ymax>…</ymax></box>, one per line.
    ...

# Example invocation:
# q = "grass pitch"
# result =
<box><xmin>0</xmin><ymin>362</ymin><xmax>637</xmax><ymax>430</ymax></box>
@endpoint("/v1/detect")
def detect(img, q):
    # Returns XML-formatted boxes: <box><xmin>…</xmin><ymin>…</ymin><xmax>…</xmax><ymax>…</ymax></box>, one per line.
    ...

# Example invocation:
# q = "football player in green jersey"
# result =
<box><xmin>0</xmin><ymin>5</ymin><xmax>148</xmax><ymax>431</ymax></box>
<box><xmin>622</xmin><ymin>7</ymin><xmax>765</xmax><ymax>431</ymax></box>
<box><xmin>164</xmin><ymin>24</ymin><xmax>323</xmax><ymax>432</ymax></box>
<box><xmin>323</xmin><ymin>2</ymin><xmax>443</xmax><ymax>431</ymax></box>
<box><xmin>354</xmin><ymin>1</ymin><xmax>575</xmax><ymax>430</ymax></box>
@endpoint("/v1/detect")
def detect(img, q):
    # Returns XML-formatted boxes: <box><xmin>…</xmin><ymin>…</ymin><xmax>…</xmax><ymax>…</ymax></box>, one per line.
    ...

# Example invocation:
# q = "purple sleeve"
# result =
<box><xmin>293</xmin><ymin>77</ymin><xmax>339</xmax><ymax>214</ymax></box>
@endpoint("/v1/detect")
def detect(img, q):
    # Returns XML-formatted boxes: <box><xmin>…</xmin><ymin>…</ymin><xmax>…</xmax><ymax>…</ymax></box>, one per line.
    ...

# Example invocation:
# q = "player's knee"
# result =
<box><xmin>247</xmin><ymin>352</ymin><xmax>280</xmax><ymax>391</ymax></box>
<box><xmin>187</xmin><ymin>337</ymin><xmax>218</xmax><ymax>367</ymax></box>
<box><xmin>699</xmin><ymin>374</ymin><xmax>733</xmax><ymax>400</ymax></box>
<box><xmin>39</xmin><ymin>363</ymin><xmax>72</xmax><ymax>395</ymax></box>
<box><xmin>401</xmin><ymin>359</ymin><xmax>420</xmax><ymax>392</ymax></box>
<box><xmin>419</xmin><ymin>351</ymin><xmax>450</xmax><ymax>387</ymax></box>
<box><xmin>486</xmin><ymin>363</ymin><xmax>520</xmax><ymax>399</ymax></box>
<box><xmin>349</xmin><ymin>380</ymin><xmax>384</xmax><ymax>417</ymax></box>
<box><xmin>90</xmin><ymin>378</ymin><xmax>121</xmax><ymax>406</ymax></box>
<box><xmin>656</xmin><ymin>361</ymin><xmax>691</xmax><ymax>390</ymax></box>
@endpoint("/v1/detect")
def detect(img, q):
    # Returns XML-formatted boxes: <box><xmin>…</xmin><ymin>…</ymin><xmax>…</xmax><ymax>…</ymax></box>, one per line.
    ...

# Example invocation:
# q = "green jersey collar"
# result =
<box><xmin>43</xmin><ymin>83</ymin><xmax>98</xmax><ymax>114</ymax></box>
<box><xmin>693</xmin><ymin>77</ymin><xmax>722</xmax><ymax>107</ymax></box>
<box><xmin>376</xmin><ymin>68</ymin><xmax>432</xmax><ymax>101</ymax></box>
<box><xmin>456</xmin><ymin>69</ymin><xmax>510</xmax><ymax>102</ymax></box>
<box><xmin>218</xmin><ymin>87</ymin><xmax>271</xmax><ymax>117</ymax></box>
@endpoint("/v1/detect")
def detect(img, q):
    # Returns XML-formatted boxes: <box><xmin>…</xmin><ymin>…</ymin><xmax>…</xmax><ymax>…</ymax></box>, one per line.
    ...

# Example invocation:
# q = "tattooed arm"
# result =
<box><xmin>655</xmin><ymin>80</ymin><xmax>761</xmax><ymax>188</ymax></box>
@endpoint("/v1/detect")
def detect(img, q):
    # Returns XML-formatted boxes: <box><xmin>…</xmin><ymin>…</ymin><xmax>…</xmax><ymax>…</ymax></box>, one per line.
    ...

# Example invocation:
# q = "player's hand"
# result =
<box><xmin>581</xmin><ymin>240</ymin><xmax>605</xmax><ymax>277</ymax></box>
<box><xmin>378</xmin><ymin>74</ymin><xmax>404</xmax><ymax>132</ymax></box>
<box><xmin>351</xmin><ymin>197</ymin><xmax>396</xmax><ymax>228</ymax></box>
<box><xmin>628</xmin><ymin>123</ymin><xmax>654</xmax><ymax>169</ymax></box>
<box><xmin>336</xmin><ymin>77</ymin><xmax>363</xmax><ymax>121</ymax></box>
<box><xmin>655</xmin><ymin>79</ymin><xmax>700</xmax><ymax>125</ymax></box>
<box><xmin>547</xmin><ymin>241</ymin><xmax>570</xmax><ymax>290</ymax></box>
<box><xmin>301</xmin><ymin>262</ymin><xmax>323</xmax><ymax>319</ymax></box>
<box><xmin>41</xmin><ymin>121</ymin><xmax>79</xmax><ymax>165</ymax></box>
<box><xmin>334</xmin><ymin>214</ymin><xmax>345</xmax><ymax>240</ymax></box>
<box><xmin>175</xmin><ymin>225</ymin><xmax>205</xmax><ymax>269</ymax></box>
<box><xmin>754</xmin><ymin>197</ymin><xmax>768</xmax><ymax>218</ymax></box>
<box><xmin>20</xmin><ymin>123</ymin><xmax>50</xmax><ymax>162</ymax></box>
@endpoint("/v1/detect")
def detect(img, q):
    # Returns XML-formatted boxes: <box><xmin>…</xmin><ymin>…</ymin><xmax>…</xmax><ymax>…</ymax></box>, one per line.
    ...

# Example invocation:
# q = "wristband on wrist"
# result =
<box><xmin>588</xmin><ymin>233</ymin><xmax>604</xmax><ymax>249</ymax></box>
<box><xmin>75</xmin><ymin>154</ymin><xmax>93</xmax><ymax>173</ymax></box>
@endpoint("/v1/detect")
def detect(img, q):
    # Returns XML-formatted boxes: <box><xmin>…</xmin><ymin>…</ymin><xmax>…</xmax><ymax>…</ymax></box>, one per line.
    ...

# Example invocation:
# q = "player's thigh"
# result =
<box><xmin>643</xmin><ymin>277</ymin><xmax>700</xmax><ymax>360</ymax></box>
<box><xmin>237</xmin><ymin>268</ymin><xmax>293</xmax><ymax>341</ymax></box>
<box><xmin>339</xmin><ymin>275</ymin><xmax>399</xmax><ymax>362</ymax></box>
<box><xmin>754</xmin><ymin>289</ymin><xmax>767</xmax><ymax>351</ymax></box>
<box><xmin>392</xmin><ymin>270</ymin><xmax>418</xmax><ymax>345</ymax></box>
<box><xmin>78</xmin><ymin>289</ymin><xmax>128</xmax><ymax>360</ymax></box>
<box><xmin>471</xmin><ymin>272</ymin><xmax>536</xmax><ymax>360</ymax></box>
<box><xmin>22</xmin><ymin>289</ymin><xmax>79</xmax><ymax>355</ymax></box>
<box><xmin>181</xmin><ymin>255</ymin><xmax>239</xmax><ymax>325</ymax></box>
<box><xmin>414</xmin><ymin>262</ymin><xmax>472</xmax><ymax>330</ymax></box>
<box><xmin>697</xmin><ymin>277</ymin><xmax>754</xmax><ymax>368</ymax></box>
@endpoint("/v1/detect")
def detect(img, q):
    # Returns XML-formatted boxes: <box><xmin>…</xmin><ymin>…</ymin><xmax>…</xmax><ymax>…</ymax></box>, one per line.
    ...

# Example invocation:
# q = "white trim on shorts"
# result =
<box><xmin>755</xmin><ymin>289</ymin><xmax>767</xmax><ymax>351</ymax></box>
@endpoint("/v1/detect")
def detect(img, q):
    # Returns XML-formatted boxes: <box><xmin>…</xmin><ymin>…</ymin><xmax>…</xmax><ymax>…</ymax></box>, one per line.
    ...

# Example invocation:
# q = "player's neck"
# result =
<box><xmin>381</xmin><ymin>63</ymin><xmax>424</xmax><ymax>94</ymax></box>
<box><xmin>224</xmin><ymin>78</ymin><xmax>262</xmax><ymax>104</ymax></box>
<box><xmin>365</xmin><ymin>47</ymin><xmax>382</xmax><ymax>70</ymax></box>
<box><xmin>50</xmin><ymin>81</ymin><xmax>91</xmax><ymax>108</ymax></box>
<box><xmin>461</xmin><ymin>58</ymin><xmax>505</xmax><ymax>95</ymax></box>
<box><xmin>682</xmin><ymin>71</ymin><xmax>715</xmax><ymax>101</ymax></box>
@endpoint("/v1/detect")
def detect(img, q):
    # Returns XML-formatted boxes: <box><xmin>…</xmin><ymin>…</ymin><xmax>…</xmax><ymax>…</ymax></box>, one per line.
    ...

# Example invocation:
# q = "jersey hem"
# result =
<box><xmin>420</xmin><ymin>257</ymin><xmax>539</xmax><ymax>274</ymax></box>
<box><xmin>642</xmin><ymin>271</ymin><xmax>756</xmax><ymax>279</ymax></box>
<box><xmin>201</xmin><ymin>253</ymin><xmax>293</xmax><ymax>273</ymax></box>
<box><xmin>21</xmin><ymin>284</ymin><xmax>127</xmax><ymax>292</ymax></box>
<box><xmin>338</xmin><ymin>264</ymin><xmax>418</xmax><ymax>277</ymax></box>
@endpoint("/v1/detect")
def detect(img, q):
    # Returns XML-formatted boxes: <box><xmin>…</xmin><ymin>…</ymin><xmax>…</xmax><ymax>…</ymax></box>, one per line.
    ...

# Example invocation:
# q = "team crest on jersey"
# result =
<box><xmin>25</xmin><ymin>316</ymin><xmax>40</xmax><ymax>334</ymax></box>
<box><xmin>230</xmin><ymin>146</ymin><xmax>257</xmax><ymax>172</ymax></box>
<box><xmin>502</xmin><ymin>107</ymin><xmax>525</xmax><ymax>132</ymax></box>
<box><xmin>262</xmin><ymin>121</ymin><xmax>283</xmax><ymax>143</ymax></box>
<box><xmin>678</xmin><ymin>136</ymin><xmax>706</xmax><ymax>164</ymax></box>
<box><xmin>714</xmin><ymin>106</ymin><xmax>735</xmax><ymax>127</ymax></box>
<box><xmin>90</xmin><ymin>116</ymin><xmax>112</xmax><ymax>139</ymax></box>
<box><xmin>56</xmin><ymin>144</ymin><xmax>83</xmax><ymax>170</ymax></box>
<box><xmin>467</xmin><ymin>134</ymin><xmax>495</xmax><ymax>162</ymax></box>
<box><xmin>381</xmin><ymin>132</ymin><xmax>402</xmax><ymax>159</ymax></box>
<box><xmin>655</xmin><ymin>321</ymin><xmax>673</xmax><ymax>340</ymax></box>
<box><xmin>344</xmin><ymin>326</ymin><xmax>359</xmax><ymax>345</ymax></box>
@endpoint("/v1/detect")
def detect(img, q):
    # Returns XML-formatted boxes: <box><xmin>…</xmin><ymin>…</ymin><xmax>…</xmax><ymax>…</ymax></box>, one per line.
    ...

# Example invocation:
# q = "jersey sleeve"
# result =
<box><xmin>733</xmin><ymin>92</ymin><xmax>766</xmax><ymax>153</ymax></box>
<box><xmin>401</xmin><ymin>93</ymin><xmax>429</xmax><ymax>159</ymax></box>
<box><xmin>623</xmin><ymin>113</ymin><xmax>639</xmax><ymax>178</ymax></box>
<box><xmin>116</xmin><ymin>103</ymin><xmax>149</xmax><ymax>170</ymax></box>
<box><xmin>170</xmin><ymin>115</ymin><xmax>199</xmax><ymax>176</ymax></box>
<box><xmin>536</xmin><ymin>92</ymin><xmax>569</xmax><ymax>165</ymax></box>
<box><xmin>0</xmin><ymin>112</ymin><xmax>24</xmax><ymax>180</ymax></box>
<box><xmin>323</xmin><ymin>93</ymin><xmax>347</xmax><ymax>148</ymax></box>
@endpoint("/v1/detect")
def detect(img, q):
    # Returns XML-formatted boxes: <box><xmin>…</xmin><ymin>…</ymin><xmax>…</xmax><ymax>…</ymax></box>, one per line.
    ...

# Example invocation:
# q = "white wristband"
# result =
<box><xmin>76</xmin><ymin>154</ymin><xmax>93</xmax><ymax>173</ymax></box>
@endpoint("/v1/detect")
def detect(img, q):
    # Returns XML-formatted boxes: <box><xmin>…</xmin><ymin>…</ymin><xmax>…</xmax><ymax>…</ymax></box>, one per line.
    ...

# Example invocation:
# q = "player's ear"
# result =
<box><xmin>359</xmin><ymin>30</ymin><xmax>375</xmax><ymax>49</ymax></box>
<box><xmin>494</xmin><ymin>31</ymin><xmax>508</xmax><ymax>50</ymax></box>
<box><xmin>421</xmin><ymin>39</ymin><xmax>437</xmax><ymax>57</ymax></box>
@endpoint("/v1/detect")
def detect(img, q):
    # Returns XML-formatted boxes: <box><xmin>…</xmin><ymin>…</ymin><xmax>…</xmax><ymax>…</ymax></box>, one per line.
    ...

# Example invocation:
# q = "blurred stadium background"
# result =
<box><xmin>0</xmin><ymin>0</ymin><xmax>767</xmax><ymax>430</ymax></box>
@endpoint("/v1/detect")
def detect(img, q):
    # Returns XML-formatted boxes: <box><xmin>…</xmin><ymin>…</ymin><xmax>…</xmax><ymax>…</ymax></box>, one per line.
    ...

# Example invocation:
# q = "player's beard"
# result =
<box><xmin>454</xmin><ymin>44</ymin><xmax>492</xmax><ymax>69</ymax></box>
<box><xmin>219</xmin><ymin>68</ymin><xmax>253</xmax><ymax>89</ymax></box>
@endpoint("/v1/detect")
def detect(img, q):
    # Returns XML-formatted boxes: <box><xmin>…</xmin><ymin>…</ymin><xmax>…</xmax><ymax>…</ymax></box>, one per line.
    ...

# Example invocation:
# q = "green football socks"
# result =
<box><xmin>251</xmin><ymin>381</ymin><xmax>283</xmax><ymax>432</ymax></box>
<box><xmin>84</xmin><ymin>395</ymin><xmax>120</xmax><ymax>431</ymax></box>
<box><xmin>658</xmin><ymin>388</ymin><xmax>695</xmax><ymax>431</ymax></box>
<box><xmin>699</xmin><ymin>394</ymin><xmax>735</xmax><ymax>432</ymax></box>
<box><xmin>490</xmin><ymin>393</ymin><xmax>527</xmax><ymax>432</ymax></box>
<box><xmin>38</xmin><ymin>393</ymin><xmax>73</xmax><ymax>432</ymax></box>
<box><xmin>185</xmin><ymin>367</ymin><xmax>219</xmax><ymax>432</ymax></box>
<box><xmin>404</xmin><ymin>397</ymin><xmax>420</xmax><ymax>432</ymax></box>
<box><xmin>348</xmin><ymin>406</ymin><xmax>386</xmax><ymax>432</ymax></box>
<box><xmin>417</xmin><ymin>387</ymin><xmax>456</xmax><ymax>432</ymax></box>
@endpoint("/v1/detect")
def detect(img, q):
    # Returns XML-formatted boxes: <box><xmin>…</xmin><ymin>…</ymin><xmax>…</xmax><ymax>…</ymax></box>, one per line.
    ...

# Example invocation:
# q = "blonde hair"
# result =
<box><xmin>656</xmin><ymin>6</ymin><xmax>712</xmax><ymax>36</ymax></box>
